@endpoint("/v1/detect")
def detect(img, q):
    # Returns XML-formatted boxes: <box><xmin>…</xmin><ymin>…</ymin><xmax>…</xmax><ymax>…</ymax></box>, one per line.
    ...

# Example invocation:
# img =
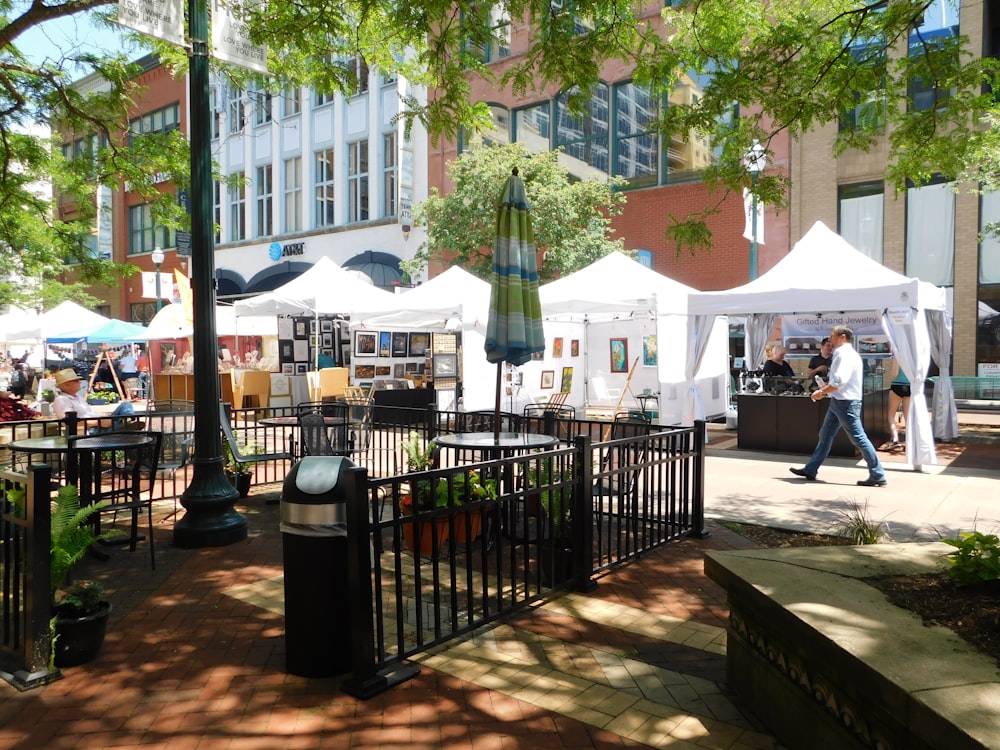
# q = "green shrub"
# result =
<box><xmin>942</xmin><ymin>531</ymin><xmax>1000</xmax><ymax>586</ymax></box>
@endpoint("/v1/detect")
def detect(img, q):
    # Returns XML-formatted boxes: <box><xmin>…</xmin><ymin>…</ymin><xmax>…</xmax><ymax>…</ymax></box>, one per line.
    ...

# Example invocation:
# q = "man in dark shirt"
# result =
<box><xmin>806</xmin><ymin>337</ymin><xmax>833</xmax><ymax>379</ymax></box>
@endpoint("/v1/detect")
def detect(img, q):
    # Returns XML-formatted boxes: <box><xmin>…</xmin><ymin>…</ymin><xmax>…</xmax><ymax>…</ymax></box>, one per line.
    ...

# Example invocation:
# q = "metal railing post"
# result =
<box><xmin>689</xmin><ymin>421</ymin><xmax>709</xmax><ymax>538</ymax></box>
<box><xmin>571</xmin><ymin>435</ymin><xmax>596</xmax><ymax>592</ymax></box>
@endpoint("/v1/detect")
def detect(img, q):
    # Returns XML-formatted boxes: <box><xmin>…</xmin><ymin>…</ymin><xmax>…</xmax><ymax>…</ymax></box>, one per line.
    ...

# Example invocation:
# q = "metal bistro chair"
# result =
<box><xmin>71</xmin><ymin>431</ymin><xmax>163</xmax><ymax>570</ymax></box>
<box><xmin>297</xmin><ymin>402</ymin><xmax>350</xmax><ymax>458</ymax></box>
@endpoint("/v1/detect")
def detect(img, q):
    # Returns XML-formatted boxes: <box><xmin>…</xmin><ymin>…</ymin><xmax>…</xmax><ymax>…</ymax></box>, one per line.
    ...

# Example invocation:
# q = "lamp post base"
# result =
<box><xmin>173</xmin><ymin>457</ymin><xmax>247</xmax><ymax>548</ymax></box>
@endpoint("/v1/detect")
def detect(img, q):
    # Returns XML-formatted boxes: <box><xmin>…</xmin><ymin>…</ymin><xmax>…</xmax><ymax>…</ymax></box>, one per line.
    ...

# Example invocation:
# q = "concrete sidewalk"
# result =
<box><xmin>704</xmin><ymin>423</ymin><xmax>1000</xmax><ymax>542</ymax></box>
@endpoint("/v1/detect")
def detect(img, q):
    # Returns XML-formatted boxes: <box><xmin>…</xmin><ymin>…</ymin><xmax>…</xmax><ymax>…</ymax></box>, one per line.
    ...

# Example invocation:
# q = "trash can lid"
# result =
<box><xmin>291</xmin><ymin>456</ymin><xmax>355</xmax><ymax>496</ymax></box>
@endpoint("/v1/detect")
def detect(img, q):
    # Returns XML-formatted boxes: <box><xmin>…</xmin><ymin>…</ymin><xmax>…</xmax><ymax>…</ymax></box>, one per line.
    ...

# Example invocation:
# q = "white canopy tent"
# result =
<box><xmin>146</xmin><ymin>303</ymin><xmax>278</xmax><ymax>340</ymax></box>
<box><xmin>350</xmin><ymin>266</ymin><xmax>496</xmax><ymax>410</ymax></box>
<box><xmin>233</xmin><ymin>255</ymin><xmax>397</xmax><ymax>317</ymax></box>
<box><xmin>539</xmin><ymin>252</ymin><xmax>729</xmax><ymax>425</ymax></box>
<box><xmin>0</xmin><ymin>308</ymin><xmax>41</xmax><ymax>343</ymax></box>
<box><xmin>7</xmin><ymin>300</ymin><xmax>109</xmax><ymax>341</ymax></box>
<box><xmin>687</xmin><ymin>221</ymin><xmax>955</xmax><ymax>469</ymax></box>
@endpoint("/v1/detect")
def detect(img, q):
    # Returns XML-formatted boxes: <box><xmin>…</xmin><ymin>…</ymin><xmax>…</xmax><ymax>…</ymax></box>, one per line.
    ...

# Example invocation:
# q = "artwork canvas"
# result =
<box><xmin>560</xmin><ymin>367</ymin><xmax>573</xmax><ymax>393</ymax></box>
<box><xmin>375</xmin><ymin>365</ymin><xmax>391</xmax><ymax>376</ymax></box>
<box><xmin>281</xmin><ymin>363</ymin><xmax>294</xmax><ymax>374</ymax></box>
<box><xmin>322</xmin><ymin>333</ymin><xmax>333</xmax><ymax>348</ymax></box>
<box><xmin>393</xmin><ymin>363</ymin><xmax>405</xmax><ymax>378</ymax></box>
<box><xmin>540</xmin><ymin>370</ymin><xmax>555</xmax><ymax>389</ymax></box>
<box><xmin>571</xmin><ymin>339</ymin><xmax>579</xmax><ymax>357</ymax></box>
<box><xmin>354</xmin><ymin>331</ymin><xmax>377</xmax><ymax>357</ymax></box>
<box><xmin>405</xmin><ymin>362</ymin><xmax>418</xmax><ymax>373</ymax></box>
<box><xmin>295</xmin><ymin>363</ymin><xmax>307</xmax><ymax>374</ymax></box>
<box><xmin>433</xmin><ymin>353</ymin><xmax>458</xmax><ymax>377</ymax></box>
<box><xmin>294</xmin><ymin>321</ymin><xmax>306</xmax><ymax>338</ymax></box>
<box><xmin>408</xmin><ymin>332</ymin><xmax>430</xmax><ymax>357</ymax></box>
<box><xmin>391</xmin><ymin>332</ymin><xmax>409</xmax><ymax>357</ymax></box>
<box><xmin>552</xmin><ymin>338</ymin><xmax>563</xmax><ymax>358</ymax></box>
<box><xmin>379</xmin><ymin>332</ymin><xmax>392</xmax><ymax>357</ymax></box>
<box><xmin>321</xmin><ymin>320</ymin><xmax>334</xmax><ymax>333</ymax></box>
<box><xmin>355</xmin><ymin>364</ymin><xmax>376</xmax><ymax>379</ymax></box>
<box><xmin>610</xmin><ymin>338</ymin><xmax>628</xmax><ymax>373</ymax></box>
<box><xmin>642</xmin><ymin>335</ymin><xmax>657</xmax><ymax>367</ymax></box>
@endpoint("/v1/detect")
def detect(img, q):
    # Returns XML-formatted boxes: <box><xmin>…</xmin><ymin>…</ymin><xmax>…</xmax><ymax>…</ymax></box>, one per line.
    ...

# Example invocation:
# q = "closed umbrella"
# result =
<box><xmin>485</xmin><ymin>167</ymin><xmax>545</xmax><ymax>438</ymax></box>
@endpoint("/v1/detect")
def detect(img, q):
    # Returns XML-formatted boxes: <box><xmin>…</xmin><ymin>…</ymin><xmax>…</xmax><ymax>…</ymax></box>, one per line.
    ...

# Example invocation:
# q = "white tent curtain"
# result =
<box><xmin>881</xmin><ymin>307</ymin><xmax>936</xmax><ymax>468</ymax></box>
<box><xmin>682</xmin><ymin>314</ymin><xmax>715</xmax><ymax>425</ymax></box>
<box><xmin>926</xmin><ymin>309</ymin><xmax>959</xmax><ymax>441</ymax></box>
<box><xmin>745</xmin><ymin>313</ymin><xmax>775</xmax><ymax>370</ymax></box>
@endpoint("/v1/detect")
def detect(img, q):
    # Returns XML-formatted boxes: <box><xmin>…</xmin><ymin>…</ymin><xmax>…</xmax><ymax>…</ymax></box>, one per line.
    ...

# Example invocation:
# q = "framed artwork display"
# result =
<box><xmin>281</xmin><ymin>363</ymin><xmax>294</xmax><ymax>374</ymax></box>
<box><xmin>552</xmin><ymin>337</ymin><xmax>563</xmax><ymax>357</ymax></box>
<box><xmin>375</xmin><ymin>365</ymin><xmax>391</xmax><ymax>376</ymax></box>
<box><xmin>280</xmin><ymin>342</ymin><xmax>294</xmax><ymax>361</ymax></box>
<box><xmin>610</xmin><ymin>338</ymin><xmax>628</xmax><ymax>373</ymax></box>
<box><xmin>322</xmin><ymin>333</ymin><xmax>333</xmax><ymax>348</ymax></box>
<box><xmin>391</xmin><ymin>332</ymin><xmax>409</xmax><ymax>357</ymax></box>
<box><xmin>295</xmin><ymin>363</ymin><xmax>308</xmax><ymax>374</ymax></box>
<box><xmin>405</xmin><ymin>362</ymin><xmax>418</xmax><ymax>373</ymax></box>
<box><xmin>560</xmin><ymin>367</ymin><xmax>573</xmax><ymax>392</ymax></box>
<box><xmin>642</xmin><ymin>335</ymin><xmax>657</xmax><ymax>367</ymax></box>
<box><xmin>379</xmin><ymin>332</ymin><xmax>392</xmax><ymax>357</ymax></box>
<box><xmin>321</xmin><ymin>320</ymin><xmax>334</xmax><ymax>333</ymax></box>
<box><xmin>408</xmin><ymin>332</ymin><xmax>430</xmax><ymax>357</ymax></box>
<box><xmin>295</xmin><ymin>321</ymin><xmax>307</xmax><ymax>338</ymax></box>
<box><xmin>355</xmin><ymin>364</ymin><xmax>376</xmax><ymax>379</ymax></box>
<box><xmin>540</xmin><ymin>370</ymin><xmax>555</xmax><ymax>389</ymax></box>
<box><xmin>309</xmin><ymin>319</ymin><xmax>318</xmax><ymax>334</ymax></box>
<box><xmin>354</xmin><ymin>331</ymin><xmax>377</xmax><ymax>357</ymax></box>
<box><xmin>393</xmin><ymin>363</ymin><xmax>405</xmax><ymax>378</ymax></box>
<box><xmin>433</xmin><ymin>353</ymin><xmax>458</xmax><ymax>378</ymax></box>
<box><xmin>571</xmin><ymin>339</ymin><xmax>579</xmax><ymax>357</ymax></box>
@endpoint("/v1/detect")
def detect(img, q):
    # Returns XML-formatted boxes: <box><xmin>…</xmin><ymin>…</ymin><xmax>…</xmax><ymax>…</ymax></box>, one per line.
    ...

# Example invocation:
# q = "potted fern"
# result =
<box><xmin>50</xmin><ymin>484</ymin><xmax>121</xmax><ymax>667</ymax></box>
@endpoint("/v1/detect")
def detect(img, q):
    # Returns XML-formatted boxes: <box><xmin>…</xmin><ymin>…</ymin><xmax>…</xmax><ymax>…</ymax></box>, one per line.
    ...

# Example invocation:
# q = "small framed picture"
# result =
<box><xmin>321</xmin><ymin>319</ymin><xmax>334</xmax><ymax>333</ymax></box>
<box><xmin>571</xmin><ymin>339</ymin><xmax>580</xmax><ymax>357</ymax></box>
<box><xmin>355</xmin><ymin>364</ymin><xmax>376</xmax><ymax>379</ymax></box>
<box><xmin>560</xmin><ymin>367</ymin><xmax>573</xmax><ymax>392</ymax></box>
<box><xmin>408</xmin><ymin>332</ymin><xmax>430</xmax><ymax>357</ymax></box>
<box><xmin>540</xmin><ymin>370</ymin><xmax>555</xmax><ymax>389</ymax></box>
<box><xmin>281</xmin><ymin>363</ymin><xmax>294</xmax><ymax>374</ymax></box>
<box><xmin>375</xmin><ymin>365</ymin><xmax>391</xmax><ymax>376</ymax></box>
<box><xmin>552</xmin><ymin>337</ymin><xmax>563</xmax><ymax>358</ymax></box>
<box><xmin>379</xmin><ymin>332</ymin><xmax>392</xmax><ymax>357</ymax></box>
<box><xmin>391</xmin><ymin>332</ymin><xmax>409</xmax><ymax>357</ymax></box>
<box><xmin>642</xmin><ymin>335</ymin><xmax>657</xmax><ymax>367</ymax></box>
<box><xmin>610</xmin><ymin>338</ymin><xmax>628</xmax><ymax>373</ymax></box>
<box><xmin>295</xmin><ymin>321</ymin><xmax>307</xmax><ymax>338</ymax></box>
<box><xmin>309</xmin><ymin>319</ymin><xmax>318</xmax><ymax>334</ymax></box>
<box><xmin>354</xmin><ymin>331</ymin><xmax>377</xmax><ymax>357</ymax></box>
<box><xmin>393</xmin><ymin>363</ymin><xmax>404</xmax><ymax>378</ymax></box>
<box><xmin>405</xmin><ymin>362</ymin><xmax>418</xmax><ymax>373</ymax></box>
<box><xmin>433</xmin><ymin>353</ymin><xmax>458</xmax><ymax>378</ymax></box>
<box><xmin>322</xmin><ymin>333</ymin><xmax>333</xmax><ymax>348</ymax></box>
<box><xmin>295</xmin><ymin>363</ymin><xmax>308</xmax><ymax>374</ymax></box>
<box><xmin>280</xmin><ymin>341</ymin><xmax>294</xmax><ymax>361</ymax></box>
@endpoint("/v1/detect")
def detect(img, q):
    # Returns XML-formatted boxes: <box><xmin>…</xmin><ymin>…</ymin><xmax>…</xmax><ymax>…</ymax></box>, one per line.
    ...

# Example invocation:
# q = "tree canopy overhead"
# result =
<box><xmin>405</xmin><ymin>142</ymin><xmax>627</xmax><ymax>281</ymax></box>
<box><xmin>1</xmin><ymin>0</ymin><xmax>996</xmax><ymax>307</ymax></box>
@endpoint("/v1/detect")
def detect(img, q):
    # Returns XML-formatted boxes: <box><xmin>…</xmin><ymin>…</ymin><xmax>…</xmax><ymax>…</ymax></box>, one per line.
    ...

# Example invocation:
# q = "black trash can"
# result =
<box><xmin>281</xmin><ymin>456</ymin><xmax>355</xmax><ymax>677</ymax></box>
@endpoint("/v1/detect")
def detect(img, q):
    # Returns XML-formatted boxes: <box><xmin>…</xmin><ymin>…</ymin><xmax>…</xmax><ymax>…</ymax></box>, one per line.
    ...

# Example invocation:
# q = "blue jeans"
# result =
<box><xmin>803</xmin><ymin>398</ymin><xmax>885</xmax><ymax>481</ymax></box>
<box><xmin>87</xmin><ymin>401</ymin><xmax>137</xmax><ymax>434</ymax></box>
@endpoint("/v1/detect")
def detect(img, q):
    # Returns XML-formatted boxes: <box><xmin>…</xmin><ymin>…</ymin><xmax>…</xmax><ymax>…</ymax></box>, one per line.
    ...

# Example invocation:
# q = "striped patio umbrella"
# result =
<box><xmin>485</xmin><ymin>168</ymin><xmax>545</xmax><ymax>437</ymax></box>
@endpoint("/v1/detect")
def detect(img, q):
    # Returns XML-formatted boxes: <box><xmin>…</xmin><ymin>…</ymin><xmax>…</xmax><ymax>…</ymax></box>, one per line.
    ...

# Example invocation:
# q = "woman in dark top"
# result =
<box><xmin>762</xmin><ymin>344</ymin><xmax>795</xmax><ymax>377</ymax></box>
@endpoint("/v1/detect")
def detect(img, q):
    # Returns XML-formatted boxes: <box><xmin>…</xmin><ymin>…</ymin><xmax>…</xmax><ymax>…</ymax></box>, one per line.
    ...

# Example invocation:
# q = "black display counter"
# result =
<box><xmin>372</xmin><ymin>387</ymin><xmax>435</xmax><ymax>424</ymax></box>
<box><xmin>736</xmin><ymin>390</ymin><xmax>890</xmax><ymax>456</ymax></box>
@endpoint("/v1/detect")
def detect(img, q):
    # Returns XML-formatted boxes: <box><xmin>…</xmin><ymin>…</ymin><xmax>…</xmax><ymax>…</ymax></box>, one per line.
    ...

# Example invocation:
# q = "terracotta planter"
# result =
<box><xmin>453</xmin><ymin>508</ymin><xmax>483</xmax><ymax>544</ymax></box>
<box><xmin>53</xmin><ymin>601</ymin><xmax>112</xmax><ymax>667</ymax></box>
<box><xmin>400</xmin><ymin>502</ymin><xmax>450</xmax><ymax>556</ymax></box>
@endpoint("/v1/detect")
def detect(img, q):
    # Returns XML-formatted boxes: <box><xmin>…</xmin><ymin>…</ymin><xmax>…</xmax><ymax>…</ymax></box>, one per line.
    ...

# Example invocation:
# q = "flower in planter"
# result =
<box><xmin>400</xmin><ymin>469</ymin><xmax>497</xmax><ymax>514</ymax></box>
<box><xmin>55</xmin><ymin>580</ymin><xmax>106</xmax><ymax>617</ymax></box>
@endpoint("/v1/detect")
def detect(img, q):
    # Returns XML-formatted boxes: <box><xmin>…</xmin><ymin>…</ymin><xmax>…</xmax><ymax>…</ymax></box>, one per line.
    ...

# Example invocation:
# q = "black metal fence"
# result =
<box><xmin>0</xmin><ymin>464</ymin><xmax>56</xmax><ymax>690</ymax></box>
<box><xmin>341</xmin><ymin>422</ymin><xmax>706</xmax><ymax>699</ymax></box>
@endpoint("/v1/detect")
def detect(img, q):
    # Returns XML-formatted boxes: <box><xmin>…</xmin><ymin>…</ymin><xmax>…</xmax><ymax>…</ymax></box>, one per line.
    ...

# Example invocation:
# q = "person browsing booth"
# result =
<box><xmin>51</xmin><ymin>368</ymin><xmax>139</xmax><ymax>433</ymax></box>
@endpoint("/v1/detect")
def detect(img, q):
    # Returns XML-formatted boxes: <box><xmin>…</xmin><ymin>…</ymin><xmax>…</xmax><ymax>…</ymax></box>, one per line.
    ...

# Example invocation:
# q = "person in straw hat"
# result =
<box><xmin>51</xmin><ymin>368</ymin><xmax>139</xmax><ymax>433</ymax></box>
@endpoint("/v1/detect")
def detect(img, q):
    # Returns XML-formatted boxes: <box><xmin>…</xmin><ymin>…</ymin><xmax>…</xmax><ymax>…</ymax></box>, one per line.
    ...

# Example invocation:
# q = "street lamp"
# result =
<box><xmin>151</xmin><ymin>246</ymin><xmax>165</xmax><ymax>313</ymax></box>
<box><xmin>744</xmin><ymin>140</ymin><xmax>767</xmax><ymax>281</ymax></box>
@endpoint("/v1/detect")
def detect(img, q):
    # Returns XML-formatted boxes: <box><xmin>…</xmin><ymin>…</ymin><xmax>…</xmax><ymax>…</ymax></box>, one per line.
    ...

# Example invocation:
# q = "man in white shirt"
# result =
<box><xmin>789</xmin><ymin>325</ymin><xmax>887</xmax><ymax>487</ymax></box>
<box><xmin>52</xmin><ymin>368</ymin><xmax>138</xmax><ymax>433</ymax></box>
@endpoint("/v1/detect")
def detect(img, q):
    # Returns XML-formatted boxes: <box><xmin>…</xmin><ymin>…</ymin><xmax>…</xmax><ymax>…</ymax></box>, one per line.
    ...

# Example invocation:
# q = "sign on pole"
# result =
<box><xmin>212</xmin><ymin>0</ymin><xmax>268</xmax><ymax>74</ymax></box>
<box><xmin>117</xmin><ymin>0</ymin><xmax>185</xmax><ymax>46</ymax></box>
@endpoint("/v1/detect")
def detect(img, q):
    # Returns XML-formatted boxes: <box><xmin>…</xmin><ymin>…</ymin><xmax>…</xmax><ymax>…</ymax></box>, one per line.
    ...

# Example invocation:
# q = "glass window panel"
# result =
<box><xmin>514</xmin><ymin>103</ymin><xmax>551</xmax><ymax>153</ymax></box>
<box><xmin>839</xmin><ymin>184</ymin><xmax>884</xmax><ymax>262</ymax></box>
<box><xmin>906</xmin><ymin>181</ymin><xmax>955</xmax><ymax>285</ymax></box>
<box><xmin>980</xmin><ymin>191</ymin><xmax>1000</xmax><ymax>284</ymax></box>
<box><xmin>555</xmin><ymin>84</ymin><xmax>610</xmax><ymax>179</ymax></box>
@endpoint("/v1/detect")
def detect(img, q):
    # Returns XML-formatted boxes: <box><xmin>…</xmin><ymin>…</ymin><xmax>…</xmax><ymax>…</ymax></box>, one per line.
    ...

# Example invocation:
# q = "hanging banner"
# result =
<box><xmin>781</xmin><ymin>312</ymin><xmax>888</xmax><ymax>356</ymax></box>
<box><xmin>212</xmin><ymin>0</ymin><xmax>268</xmax><ymax>74</ymax></box>
<box><xmin>117</xmin><ymin>0</ymin><xmax>186</xmax><ymax>47</ymax></box>
<box><xmin>742</xmin><ymin>188</ymin><xmax>765</xmax><ymax>245</ymax></box>
<box><xmin>141</xmin><ymin>272</ymin><xmax>175</xmax><ymax>300</ymax></box>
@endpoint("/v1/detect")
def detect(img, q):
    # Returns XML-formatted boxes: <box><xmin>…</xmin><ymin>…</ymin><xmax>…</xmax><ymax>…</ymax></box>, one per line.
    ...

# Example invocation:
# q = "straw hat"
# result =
<box><xmin>54</xmin><ymin>368</ymin><xmax>84</xmax><ymax>388</ymax></box>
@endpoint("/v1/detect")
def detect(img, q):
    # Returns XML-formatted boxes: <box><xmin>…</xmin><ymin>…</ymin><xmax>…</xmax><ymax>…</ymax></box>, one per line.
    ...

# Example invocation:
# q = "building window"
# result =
<box><xmin>348</xmin><ymin>140</ymin><xmax>369</xmax><ymax>223</ymax></box>
<box><xmin>513</xmin><ymin>102</ymin><xmax>552</xmax><ymax>153</ymax></box>
<box><xmin>908</xmin><ymin>0</ymin><xmax>960</xmax><ymax>112</ymax></box>
<box><xmin>213</xmin><ymin>179</ymin><xmax>221</xmax><ymax>243</ymax></box>
<box><xmin>282</xmin><ymin>85</ymin><xmax>301</xmax><ymax>118</ymax></box>
<box><xmin>228</xmin><ymin>173</ymin><xmax>246</xmax><ymax>242</ymax></box>
<box><xmin>127</xmin><ymin>203</ymin><xmax>173</xmax><ymax>255</ymax></box>
<box><xmin>131</xmin><ymin>302</ymin><xmax>157</xmax><ymax>325</ymax></box>
<box><xmin>555</xmin><ymin>84</ymin><xmax>610</xmax><ymax>180</ymax></box>
<box><xmin>228</xmin><ymin>87</ymin><xmax>246</xmax><ymax>133</ymax></box>
<box><xmin>314</xmin><ymin>148</ymin><xmax>335</xmax><ymax>228</ymax></box>
<box><xmin>255</xmin><ymin>165</ymin><xmax>273</xmax><ymax>237</ymax></box>
<box><xmin>252</xmin><ymin>88</ymin><xmax>272</xmax><ymax>126</ymax></box>
<box><xmin>636</xmin><ymin>249</ymin><xmax>653</xmax><ymax>268</ymax></box>
<box><xmin>210</xmin><ymin>87</ymin><xmax>221</xmax><ymax>140</ymax></box>
<box><xmin>613</xmin><ymin>82</ymin><xmax>659</xmax><ymax>188</ymax></box>
<box><xmin>283</xmin><ymin>157</ymin><xmax>302</xmax><ymax>233</ymax></box>
<box><xmin>666</xmin><ymin>67</ymin><xmax>723</xmax><ymax>182</ymax></box>
<box><xmin>839</xmin><ymin>13</ymin><xmax>887</xmax><ymax>132</ymax></box>
<box><xmin>128</xmin><ymin>103</ymin><xmax>181</xmax><ymax>145</ymax></box>
<box><xmin>906</xmin><ymin>180</ymin><xmax>954</xmax><ymax>285</ymax></box>
<box><xmin>382</xmin><ymin>132</ymin><xmax>397</xmax><ymax>217</ymax></box>
<box><xmin>839</xmin><ymin>182</ymin><xmax>884</xmax><ymax>262</ymax></box>
<box><xmin>346</xmin><ymin>55</ymin><xmax>370</xmax><ymax>95</ymax></box>
<box><xmin>981</xmin><ymin>192</ymin><xmax>1000</xmax><ymax>284</ymax></box>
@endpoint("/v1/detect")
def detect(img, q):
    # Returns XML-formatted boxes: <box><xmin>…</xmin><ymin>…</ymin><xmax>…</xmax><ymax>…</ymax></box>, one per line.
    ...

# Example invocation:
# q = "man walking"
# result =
<box><xmin>789</xmin><ymin>325</ymin><xmax>887</xmax><ymax>487</ymax></box>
